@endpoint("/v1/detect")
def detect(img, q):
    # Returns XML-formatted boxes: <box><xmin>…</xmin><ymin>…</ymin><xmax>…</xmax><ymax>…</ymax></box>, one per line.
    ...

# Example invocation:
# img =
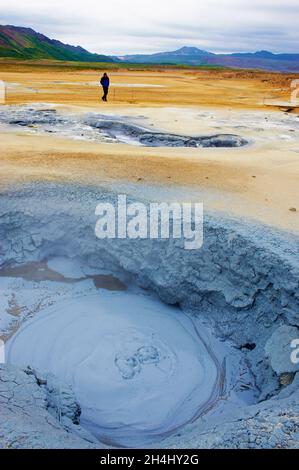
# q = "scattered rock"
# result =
<box><xmin>279</xmin><ymin>372</ymin><xmax>295</xmax><ymax>387</ymax></box>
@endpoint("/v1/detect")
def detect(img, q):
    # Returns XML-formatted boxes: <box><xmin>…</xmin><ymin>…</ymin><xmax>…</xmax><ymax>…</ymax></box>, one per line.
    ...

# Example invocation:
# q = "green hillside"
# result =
<box><xmin>0</xmin><ymin>25</ymin><xmax>114</xmax><ymax>62</ymax></box>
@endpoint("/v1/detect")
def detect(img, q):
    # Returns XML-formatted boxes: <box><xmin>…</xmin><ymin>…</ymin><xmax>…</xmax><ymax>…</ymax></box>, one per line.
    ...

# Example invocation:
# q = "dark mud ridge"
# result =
<box><xmin>86</xmin><ymin>116</ymin><xmax>248</xmax><ymax>147</ymax></box>
<box><xmin>0</xmin><ymin>106</ymin><xmax>249</xmax><ymax>148</ymax></box>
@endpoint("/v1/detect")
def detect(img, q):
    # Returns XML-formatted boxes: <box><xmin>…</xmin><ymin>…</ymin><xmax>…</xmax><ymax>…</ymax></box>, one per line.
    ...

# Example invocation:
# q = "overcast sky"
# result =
<box><xmin>0</xmin><ymin>0</ymin><xmax>298</xmax><ymax>55</ymax></box>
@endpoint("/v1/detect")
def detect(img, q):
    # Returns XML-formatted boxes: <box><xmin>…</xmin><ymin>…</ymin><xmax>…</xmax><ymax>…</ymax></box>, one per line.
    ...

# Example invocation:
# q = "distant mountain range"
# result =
<box><xmin>1</xmin><ymin>25</ymin><xmax>299</xmax><ymax>72</ymax></box>
<box><xmin>116</xmin><ymin>46</ymin><xmax>299</xmax><ymax>72</ymax></box>
<box><xmin>0</xmin><ymin>25</ymin><xmax>113</xmax><ymax>62</ymax></box>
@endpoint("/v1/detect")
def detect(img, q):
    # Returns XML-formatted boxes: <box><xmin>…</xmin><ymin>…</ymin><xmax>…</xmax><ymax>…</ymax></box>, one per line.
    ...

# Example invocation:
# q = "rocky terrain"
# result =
<box><xmin>0</xmin><ymin>363</ymin><xmax>102</xmax><ymax>448</ymax></box>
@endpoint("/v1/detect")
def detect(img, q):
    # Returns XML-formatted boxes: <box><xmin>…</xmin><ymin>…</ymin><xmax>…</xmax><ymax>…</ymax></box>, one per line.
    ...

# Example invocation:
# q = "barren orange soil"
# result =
<box><xmin>0</xmin><ymin>62</ymin><xmax>296</xmax><ymax>109</ymax></box>
<box><xmin>0</xmin><ymin>63</ymin><xmax>298</xmax><ymax>233</ymax></box>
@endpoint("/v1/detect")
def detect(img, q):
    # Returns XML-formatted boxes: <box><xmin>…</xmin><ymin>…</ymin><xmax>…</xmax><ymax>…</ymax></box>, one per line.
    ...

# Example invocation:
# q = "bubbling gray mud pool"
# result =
<box><xmin>1</xmin><ymin>183</ymin><xmax>299</xmax><ymax>449</ymax></box>
<box><xmin>0</xmin><ymin>105</ymin><xmax>248</xmax><ymax>148</ymax></box>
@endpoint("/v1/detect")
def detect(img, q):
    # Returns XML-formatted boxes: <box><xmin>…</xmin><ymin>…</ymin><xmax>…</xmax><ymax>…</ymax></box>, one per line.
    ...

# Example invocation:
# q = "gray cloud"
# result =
<box><xmin>0</xmin><ymin>0</ymin><xmax>298</xmax><ymax>54</ymax></box>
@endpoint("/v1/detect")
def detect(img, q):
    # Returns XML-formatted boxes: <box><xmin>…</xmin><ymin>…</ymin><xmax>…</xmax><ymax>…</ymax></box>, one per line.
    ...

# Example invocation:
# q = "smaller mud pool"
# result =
<box><xmin>0</xmin><ymin>105</ymin><xmax>248</xmax><ymax>148</ymax></box>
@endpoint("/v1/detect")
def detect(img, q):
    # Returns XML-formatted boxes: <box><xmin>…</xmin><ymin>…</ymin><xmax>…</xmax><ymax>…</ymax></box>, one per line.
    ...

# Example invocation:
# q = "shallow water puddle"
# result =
<box><xmin>0</xmin><ymin>261</ymin><xmax>126</xmax><ymax>291</ymax></box>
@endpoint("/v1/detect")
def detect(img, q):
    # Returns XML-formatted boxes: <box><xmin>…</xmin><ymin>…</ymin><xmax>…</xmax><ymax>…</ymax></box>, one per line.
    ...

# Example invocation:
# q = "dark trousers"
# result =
<box><xmin>102</xmin><ymin>86</ymin><xmax>109</xmax><ymax>101</ymax></box>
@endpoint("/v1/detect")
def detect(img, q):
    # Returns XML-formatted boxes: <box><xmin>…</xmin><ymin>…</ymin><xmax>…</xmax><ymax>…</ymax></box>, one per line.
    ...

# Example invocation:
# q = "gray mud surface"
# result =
<box><xmin>0</xmin><ymin>106</ymin><xmax>248</xmax><ymax>148</ymax></box>
<box><xmin>1</xmin><ymin>183</ymin><xmax>299</xmax><ymax>448</ymax></box>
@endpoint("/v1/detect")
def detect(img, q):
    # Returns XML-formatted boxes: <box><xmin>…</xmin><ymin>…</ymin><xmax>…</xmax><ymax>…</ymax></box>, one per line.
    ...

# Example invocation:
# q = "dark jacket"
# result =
<box><xmin>100</xmin><ymin>76</ymin><xmax>110</xmax><ymax>88</ymax></box>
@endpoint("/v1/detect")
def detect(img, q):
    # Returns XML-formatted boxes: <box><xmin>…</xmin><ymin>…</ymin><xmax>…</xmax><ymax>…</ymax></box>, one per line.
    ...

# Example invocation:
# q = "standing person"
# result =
<box><xmin>100</xmin><ymin>72</ymin><xmax>110</xmax><ymax>102</ymax></box>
